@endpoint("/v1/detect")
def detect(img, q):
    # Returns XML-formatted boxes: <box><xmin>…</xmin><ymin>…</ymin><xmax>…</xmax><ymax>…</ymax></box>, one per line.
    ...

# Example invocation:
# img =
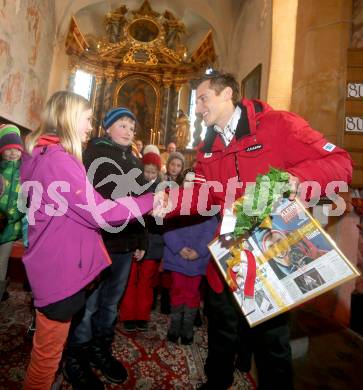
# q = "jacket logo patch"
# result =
<box><xmin>323</xmin><ymin>142</ymin><xmax>336</xmax><ymax>152</ymax></box>
<box><xmin>245</xmin><ymin>144</ymin><xmax>263</xmax><ymax>152</ymax></box>
<box><xmin>204</xmin><ymin>153</ymin><xmax>213</xmax><ymax>158</ymax></box>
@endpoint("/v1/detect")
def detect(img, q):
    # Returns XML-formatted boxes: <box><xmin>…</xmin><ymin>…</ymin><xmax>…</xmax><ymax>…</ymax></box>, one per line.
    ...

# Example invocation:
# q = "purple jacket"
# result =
<box><xmin>163</xmin><ymin>216</ymin><xmax>218</xmax><ymax>276</ymax></box>
<box><xmin>20</xmin><ymin>144</ymin><xmax>153</xmax><ymax>307</ymax></box>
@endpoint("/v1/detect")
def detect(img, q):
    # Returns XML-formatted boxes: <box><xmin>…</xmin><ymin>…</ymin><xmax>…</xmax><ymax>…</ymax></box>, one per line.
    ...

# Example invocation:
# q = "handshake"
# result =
<box><xmin>151</xmin><ymin>190</ymin><xmax>173</xmax><ymax>219</ymax></box>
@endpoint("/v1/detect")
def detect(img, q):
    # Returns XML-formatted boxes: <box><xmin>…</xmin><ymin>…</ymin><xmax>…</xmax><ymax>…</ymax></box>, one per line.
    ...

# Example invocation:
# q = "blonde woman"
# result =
<box><xmin>21</xmin><ymin>91</ymin><xmax>157</xmax><ymax>390</ymax></box>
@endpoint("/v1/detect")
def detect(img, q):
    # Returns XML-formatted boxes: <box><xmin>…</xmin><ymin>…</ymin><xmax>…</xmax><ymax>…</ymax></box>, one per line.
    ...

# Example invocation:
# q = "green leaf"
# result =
<box><xmin>232</xmin><ymin>167</ymin><xmax>290</xmax><ymax>238</ymax></box>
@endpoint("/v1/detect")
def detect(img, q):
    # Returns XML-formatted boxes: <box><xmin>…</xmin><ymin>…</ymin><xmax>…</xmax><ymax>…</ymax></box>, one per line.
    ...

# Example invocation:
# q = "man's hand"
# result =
<box><xmin>288</xmin><ymin>173</ymin><xmax>300</xmax><ymax>201</ymax></box>
<box><xmin>151</xmin><ymin>190</ymin><xmax>171</xmax><ymax>218</ymax></box>
<box><xmin>134</xmin><ymin>249</ymin><xmax>145</xmax><ymax>261</ymax></box>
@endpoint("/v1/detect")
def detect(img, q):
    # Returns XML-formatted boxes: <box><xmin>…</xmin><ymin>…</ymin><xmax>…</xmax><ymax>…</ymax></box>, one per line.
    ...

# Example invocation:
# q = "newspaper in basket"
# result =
<box><xmin>208</xmin><ymin>197</ymin><xmax>360</xmax><ymax>327</ymax></box>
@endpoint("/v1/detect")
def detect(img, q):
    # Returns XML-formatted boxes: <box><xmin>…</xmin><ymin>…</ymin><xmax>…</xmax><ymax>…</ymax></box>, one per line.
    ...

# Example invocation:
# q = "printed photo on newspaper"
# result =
<box><xmin>208</xmin><ymin>197</ymin><xmax>360</xmax><ymax>327</ymax></box>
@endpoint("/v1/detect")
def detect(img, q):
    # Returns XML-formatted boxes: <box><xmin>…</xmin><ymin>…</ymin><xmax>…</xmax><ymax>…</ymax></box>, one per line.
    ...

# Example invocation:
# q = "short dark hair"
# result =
<box><xmin>191</xmin><ymin>70</ymin><xmax>240</xmax><ymax>104</ymax></box>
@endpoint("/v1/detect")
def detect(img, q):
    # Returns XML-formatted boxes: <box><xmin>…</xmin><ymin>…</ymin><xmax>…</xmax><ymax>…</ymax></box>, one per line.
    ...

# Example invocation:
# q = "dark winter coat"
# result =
<box><xmin>144</xmin><ymin>177</ymin><xmax>164</xmax><ymax>260</ymax></box>
<box><xmin>83</xmin><ymin>136</ymin><xmax>149</xmax><ymax>253</ymax></box>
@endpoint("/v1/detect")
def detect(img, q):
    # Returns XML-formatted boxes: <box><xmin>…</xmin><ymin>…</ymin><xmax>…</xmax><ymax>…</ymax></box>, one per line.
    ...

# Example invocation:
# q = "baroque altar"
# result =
<box><xmin>65</xmin><ymin>0</ymin><xmax>216</xmax><ymax>148</ymax></box>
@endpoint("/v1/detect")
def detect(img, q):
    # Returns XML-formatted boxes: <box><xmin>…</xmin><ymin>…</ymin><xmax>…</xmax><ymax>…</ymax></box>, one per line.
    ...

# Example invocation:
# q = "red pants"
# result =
<box><xmin>23</xmin><ymin>311</ymin><xmax>71</xmax><ymax>390</ymax></box>
<box><xmin>170</xmin><ymin>272</ymin><xmax>202</xmax><ymax>308</ymax></box>
<box><xmin>119</xmin><ymin>259</ymin><xmax>160</xmax><ymax>321</ymax></box>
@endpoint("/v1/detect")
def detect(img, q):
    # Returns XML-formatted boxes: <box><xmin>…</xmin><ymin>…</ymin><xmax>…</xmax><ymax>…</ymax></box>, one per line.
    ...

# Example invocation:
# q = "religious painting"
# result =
<box><xmin>115</xmin><ymin>77</ymin><xmax>158</xmax><ymax>143</ymax></box>
<box><xmin>241</xmin><ymin>64</ymin><xmax>262</xmax><ymax>100</ymax></box>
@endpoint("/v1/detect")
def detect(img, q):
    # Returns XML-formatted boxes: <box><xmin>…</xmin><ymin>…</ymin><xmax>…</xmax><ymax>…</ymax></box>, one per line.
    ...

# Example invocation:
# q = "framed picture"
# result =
<box><xmin>114</xmin><ymin>75</ymin><xmax>160</xmax><ymax>144</ymax></box>
<box><xmin>241</xmin><ymin>64</ymin><xmax>262</xmax><ymax>100</ymax></box>
<box><xmin>209</xmin><ymin>198</ymin><xmax>360</xmax><ymax>327</ymax></box>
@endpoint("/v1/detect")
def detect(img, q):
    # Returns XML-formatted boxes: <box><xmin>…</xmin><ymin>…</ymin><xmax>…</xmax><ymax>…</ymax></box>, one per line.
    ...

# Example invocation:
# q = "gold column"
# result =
<box><xmin>103</xmin><ymin>76</ymin><xmax>115</xmax><ymax>114</ymax></box>
<box><xmin>160</xmin><ymin>79</ymin><xmax>173</xmax><ymax>147</ymax></box>
<box><xmin>92</xmin><ymin>77</ymin><xmax>105</xmax><ymax>137</ymax></box>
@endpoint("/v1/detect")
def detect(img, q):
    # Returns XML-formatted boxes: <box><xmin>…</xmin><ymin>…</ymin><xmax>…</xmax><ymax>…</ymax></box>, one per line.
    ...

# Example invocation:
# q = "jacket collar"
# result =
<box><xmin>201</xmin><ymin>102</ymin><xmax>255</xmax><ymax>153</ymax></box>
<box><xmin>235</xmin><ymin>103</ymin><xmax>251</xmax><ymax>140</ymax></box>
<box><xmin>91</xmin><ymin>135</ymin><xmax>132</xmax><ymax>153</ymax></box>
<box><xmin>36</xmin><ymin>135</ymin><xmax>60</xmax><ymax>147</ymax></box>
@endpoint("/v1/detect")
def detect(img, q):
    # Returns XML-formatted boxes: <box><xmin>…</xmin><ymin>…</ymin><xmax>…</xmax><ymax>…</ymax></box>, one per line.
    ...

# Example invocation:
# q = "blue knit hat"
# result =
<box><xmin>102</xmin><ymin>107</ymin><xmax>136</xmax><ymax>130</ymax></box>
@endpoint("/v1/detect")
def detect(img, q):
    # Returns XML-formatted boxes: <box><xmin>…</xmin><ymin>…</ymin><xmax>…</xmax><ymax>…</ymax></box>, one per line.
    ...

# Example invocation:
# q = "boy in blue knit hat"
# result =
<box><xmin>0</xmin><ymin>124</ymin><xmax>24</xmax><ymax>301</ymax></box>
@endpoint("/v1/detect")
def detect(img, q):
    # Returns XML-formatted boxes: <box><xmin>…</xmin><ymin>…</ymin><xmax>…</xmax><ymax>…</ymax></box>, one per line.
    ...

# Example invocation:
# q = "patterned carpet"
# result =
<box><xmin>4</xmin><ymin>280</ymin><xmax>363</xmax><ymax>389</ymax></box>
<box><xmin>0</xmin><ymin>283</ymin><xmax>254</xmax><ymax>390</ymax></box>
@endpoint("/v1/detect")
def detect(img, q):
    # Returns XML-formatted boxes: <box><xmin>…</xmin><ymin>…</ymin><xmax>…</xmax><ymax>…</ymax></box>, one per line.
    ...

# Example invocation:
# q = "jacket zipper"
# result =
<box><xmin>234</xmin><ymin>154</ymin><xmax>241</xmax><ymax>182</ymax></box>
<box><xmin>6</xmin><ymin>162</ymin><xmax>17</xmax><ymax>215</ymax></box>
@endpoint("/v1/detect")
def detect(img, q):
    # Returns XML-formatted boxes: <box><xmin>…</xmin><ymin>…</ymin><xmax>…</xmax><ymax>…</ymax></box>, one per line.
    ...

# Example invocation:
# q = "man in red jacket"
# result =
<box><xmin>170</xmin><ymin>71</ymin><xmax>352</xmax><ymax>390</ymax></box>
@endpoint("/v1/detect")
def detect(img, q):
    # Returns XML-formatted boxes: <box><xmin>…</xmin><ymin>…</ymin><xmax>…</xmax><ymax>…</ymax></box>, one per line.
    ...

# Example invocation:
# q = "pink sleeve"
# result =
<box><xmin>42</xmin><ymin>153</ymin><xmax>154</xmax><ymax>229</ymax></box>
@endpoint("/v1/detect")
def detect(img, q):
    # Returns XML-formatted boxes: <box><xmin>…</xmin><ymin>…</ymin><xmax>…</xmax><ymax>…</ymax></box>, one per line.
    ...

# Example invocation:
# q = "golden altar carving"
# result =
<box><xmin>65</xmin><ymin>0</ymin><xmax>216</xmax><ymax>147</ymax></box>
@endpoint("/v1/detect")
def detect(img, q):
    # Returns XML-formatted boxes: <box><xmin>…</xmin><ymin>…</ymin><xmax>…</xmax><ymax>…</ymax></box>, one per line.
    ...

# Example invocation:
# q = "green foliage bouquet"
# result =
<box><xmin>233</xmin><ymin>167</ymin><xmax>290</xmax><ymax>238</ymax></box>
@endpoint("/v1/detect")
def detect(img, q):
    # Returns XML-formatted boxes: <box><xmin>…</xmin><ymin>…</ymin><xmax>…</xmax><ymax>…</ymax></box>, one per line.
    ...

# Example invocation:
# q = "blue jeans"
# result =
<box><xmin>68</xmin><ymin>251</ymin><xmax>133</xmax><ymax>345</ymax></box>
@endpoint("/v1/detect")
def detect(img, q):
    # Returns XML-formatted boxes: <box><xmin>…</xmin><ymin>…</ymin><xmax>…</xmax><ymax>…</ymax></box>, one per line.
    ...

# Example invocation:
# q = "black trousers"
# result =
<box><xmin>204</xmin><ymin>285</ymin><xmax>293</xmax><ymax>390</ymax></box>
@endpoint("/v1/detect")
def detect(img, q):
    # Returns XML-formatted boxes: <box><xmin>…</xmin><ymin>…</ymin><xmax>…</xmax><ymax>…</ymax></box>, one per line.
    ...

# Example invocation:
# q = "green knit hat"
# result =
<box><xmin>0</xmin><ymin>124</ymin><xmax>23</xmax><ymax>154</ymax></box>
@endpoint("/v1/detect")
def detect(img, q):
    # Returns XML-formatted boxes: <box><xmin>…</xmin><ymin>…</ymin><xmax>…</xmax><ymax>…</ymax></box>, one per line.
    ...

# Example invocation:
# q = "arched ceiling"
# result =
<box><xmin>54</xmin><ymin>0</ymin><xmax>244</xmax><ymax>65</ymax></box>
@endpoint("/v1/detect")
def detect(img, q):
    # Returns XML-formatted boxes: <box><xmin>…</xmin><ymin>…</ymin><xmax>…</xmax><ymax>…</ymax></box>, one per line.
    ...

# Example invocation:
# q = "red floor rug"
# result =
<box><xmin>0</xmin><ymin>283</ymin><xmax>255</xmax><ymax>389</ymax></box>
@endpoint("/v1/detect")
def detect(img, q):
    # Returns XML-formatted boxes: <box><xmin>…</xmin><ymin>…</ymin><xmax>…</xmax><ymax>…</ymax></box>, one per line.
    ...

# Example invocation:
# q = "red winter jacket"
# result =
<box><xmin>169</xmin><ymin>98</ymin><xmax>353</xmax><ymax>293</ymax></box>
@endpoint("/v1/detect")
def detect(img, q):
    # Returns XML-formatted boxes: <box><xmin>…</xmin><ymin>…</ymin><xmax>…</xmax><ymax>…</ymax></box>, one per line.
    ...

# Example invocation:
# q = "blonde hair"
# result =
<box><xmin>26</xmin><ymin>91</ymin><xmax>91</xmax><ymax>161</ymax></box>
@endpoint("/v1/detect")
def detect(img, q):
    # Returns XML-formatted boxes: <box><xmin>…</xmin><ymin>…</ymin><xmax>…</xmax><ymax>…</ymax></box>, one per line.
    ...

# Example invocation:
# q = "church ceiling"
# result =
<box><xmin>55</xmin><ymin>0</ymin><xmax>244</xmax><ymax>65</ymax></box>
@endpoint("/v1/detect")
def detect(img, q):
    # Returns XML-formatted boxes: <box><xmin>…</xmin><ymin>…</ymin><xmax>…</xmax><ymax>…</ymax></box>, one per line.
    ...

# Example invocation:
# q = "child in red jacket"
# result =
<box><xmin>120</xmin><ymin>146</ymin><xmax>164</xmax><ymax>331</ymax></box>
